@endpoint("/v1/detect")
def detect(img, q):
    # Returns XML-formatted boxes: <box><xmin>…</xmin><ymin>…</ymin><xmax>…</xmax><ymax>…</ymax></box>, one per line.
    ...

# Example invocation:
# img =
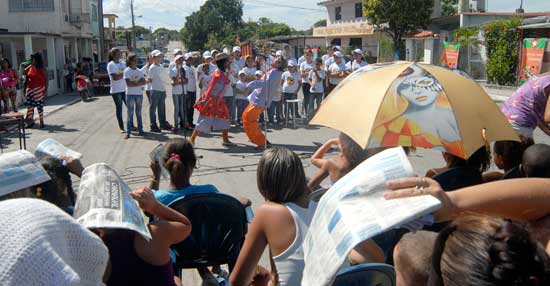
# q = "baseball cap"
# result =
<box><xmin>151</xmin><ymin>50</ymin><xmax>163</xmax><ymax>57</ymax></box>
<box><xmin>288</xmin><ymin>60</ymin><xmax>297</xmax><ymax>67</ymax></box>
<box><xmin>233</xmin><ymin>46</ymin><xmax>241</xmax><ymax>53</ymax></box>
<box><xmin>333</xmin><ymin>51</ymin><xmax>344</xmax><ymax>58</ymax></box>
<box><xmin>173</xmin><ymin>48</ymin><xmax>182</xmax><ymax>55</ymax></box>
<box><xmin>203</xmin><ymin>51</ymin><xmax>213</xmax><ymax>59</ymax></box>
<box><xmin>333</xmin><ymin>45</ymin><xmax>342</xmax><ymax>51</ymax></box>
<box><xmin>184</xmin><ymin>53</ymin><xmax>193</xmax><ymax>60</ymax></box>
<box><xmin>211</xmin><ymin>49</ymin><xmax>219</xmax><ymax>55</ymax></box>
<box><xmin>352</xmin><ymin>49</ymin><xmax>363</xmax><ymax>56</ymax></box>
<box><xmin>174</xmin><ymin>54</ymin><xmax>185</xmax><ymax>62</ymax></box>
<box><xmin>238</xmin><ymin>70</ymin><xmax>246</xmax><ymax>76</ymax></box>
<box><xmin>255</xmin><ymin>70</ymin><xmax>264</xmax><ymax>76</ymax></box>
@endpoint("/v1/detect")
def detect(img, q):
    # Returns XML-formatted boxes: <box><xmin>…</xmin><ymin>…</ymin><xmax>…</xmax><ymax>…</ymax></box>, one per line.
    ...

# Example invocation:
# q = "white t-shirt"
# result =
<box><xmin>123</xmin><ymin>67</ymin><xmax>145</xmax><ymax>95</ymax></box>
<box><xmin>107</xmin><ymin>60</ymin><xmax>126</xmax><ymax>94</ymax></box>
<box><xmin>223</xmin><ymin>65</ymin><xmax>238</xmax><ymax>98</ymax></box>
<box><xmin>241</xmin><ymin>66</ymin><xmax>256</xmax><ymax>81</ymax></box>
<box><xmin>148</xmin><ymin>64</ymin><xmax>166</xmax><ymax>92</ymax></box>
<box><xmin>169</xmin><ymin>66</ymin><xmax>184</xmax><ymax>95</ymax></box>
<box><xmin>184</xmin><ymin>65</ymin><xmax>197</xmax><ymax>92</ymax></box>
<box><xmin>235</xmin><ymin>80</ymin><xmax>248</xmax><ymax>100</ymax></box>
<box><xmin>299</xmin><ymin>61</ymin><xmax>314</xmax><ymax>84</ymax></box>
<box><xmin>328</xmin><ymin>62</ymin><xmax>347</xmax><ymax>85</ymax></box>
<box><xmin>140</xmin><ymin>65</ymin><xmax>152</xmax><ymax>91</ymax></box>
<box><xmin>324</xmin><ymin>56</ymin><xmax>335</xmax><ymax>70</ymax></box>
<box><xmin>199</xmin><ymin>73</ymin><xmax>211</xmax><ymax>95</ymax></box>
<box><xmin>233</xmin><ymin>57</ymin><xmax>245</xmax><ymax>70</ymax></box>
<box><xmin>308</xmin><ymin>70</ymin><xmax>326</xmax><ymax>93</ymax></box>
<box><xmin>281</xmin><ymin>71</ymin><xmax>301</xmax><ymax>93</ymax></box>
<box><xmin>346</xmin><ymin>60</ymin><xmax>368</xmax><ymax>72</ymax></box>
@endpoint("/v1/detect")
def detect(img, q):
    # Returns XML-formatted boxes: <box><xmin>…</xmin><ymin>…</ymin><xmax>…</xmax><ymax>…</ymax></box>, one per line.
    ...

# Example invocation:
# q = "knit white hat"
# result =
<box><xmin>0</xmin><ymin>198</ymin><xmax>108</xmax><ymax>286</ymax></box>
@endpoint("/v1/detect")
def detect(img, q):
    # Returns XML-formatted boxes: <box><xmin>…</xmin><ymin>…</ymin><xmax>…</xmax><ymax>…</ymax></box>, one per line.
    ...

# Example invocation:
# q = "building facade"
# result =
<box><xmin>0</xmin><ymin>0</ymin><xmax>99</xmax><ymax>96</ymax></box>
<box><xmin>314</xmin><ymin>0</ymin><xmax>379</xmax><ymax>61</ymax></box>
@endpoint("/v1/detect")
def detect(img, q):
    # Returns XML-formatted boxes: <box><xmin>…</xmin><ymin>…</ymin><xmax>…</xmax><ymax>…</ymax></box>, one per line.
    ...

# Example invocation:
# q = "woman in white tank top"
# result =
<box><xmin>229</xmin><ymin>147</ymin><xmax>384</xmax><ymax>286</ymax></box>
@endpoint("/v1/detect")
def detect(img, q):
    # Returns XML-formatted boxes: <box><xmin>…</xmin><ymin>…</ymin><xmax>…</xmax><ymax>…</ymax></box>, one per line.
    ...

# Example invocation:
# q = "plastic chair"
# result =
<box><xmin>168</xmin><ymin>193</ymin><xmax>248</xmax><ymax>272</ymax></box>
<box><xmin>501</xmin><ymin>166</ymin><xmax>523</xmax><ymax>180</ymax></box>
<box><xmin>333</xmin><ymin>263</ymin><xmax>396</xmax><ymax>286</ymax></box>
<box><xmin>432</xmin><ymin>167</ymin><xmax>482</xmax><ymax>192</ymax></box>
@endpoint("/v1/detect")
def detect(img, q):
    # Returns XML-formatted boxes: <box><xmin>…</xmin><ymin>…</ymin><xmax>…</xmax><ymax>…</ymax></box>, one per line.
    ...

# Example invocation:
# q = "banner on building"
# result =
<box><xmin>312</xmin><ymin>47</ymin><xmax>319</xmax><ymax>60</ymax></box>
<box><xmin>441</xmin><ymin>42</ymin><xmax>460</xmax><ymax>69</ymax></box>
<box><xmin>241</xmin><ymin>43</ymin><xmax>252</xmax><ymax>58</ymax></box>
<box><xmin>519</xmin><ymin>38</ymin><xmax>548</xmax><ymax>85</ymax></box>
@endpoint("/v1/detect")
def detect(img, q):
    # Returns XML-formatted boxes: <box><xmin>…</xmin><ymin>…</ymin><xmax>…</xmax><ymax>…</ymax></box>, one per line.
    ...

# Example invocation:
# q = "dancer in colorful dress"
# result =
<box><xmin>1</xmin><ymin>58</ymin><xmax>18</xmax><ymax>113</ymax></box>
<box><xmin>242</xmin><ymin>56</ymin><xmax>285</xmax><ymax>148</ymax></box>
<box><xmin>190</xmin><ymin>53</ymin><xmax>234</xmax><ymax>146</ymax></box>
<box><xmin>24</xmin><ymin>53</ymin><xmax>48</xmax><ymax>128</ymax></box>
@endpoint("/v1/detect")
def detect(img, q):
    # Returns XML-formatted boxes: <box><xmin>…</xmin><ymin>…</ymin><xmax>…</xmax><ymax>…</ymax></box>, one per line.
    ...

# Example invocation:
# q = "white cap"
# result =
<box><xmin>174</xmin><ymin>54</ymin><xmax>185</xmax><ymax>62</ymax></box>
<box><xmin>233</xmin><ymin>46</ymin><xmax>241</xmax><ymax>53</ymax></box>
<box><xmin>255</xmin><ymin>70</ymin><xmax>264</xmax><ymax>76</ymax></box>
<box><xmin>275</xmin><ymin>50</ymin><xmax>284</xmax><ymax>57</ymax></box>
<box><xmin>184</xmin><ymin>53</ymin><xmax>193</xmax><ymax>60</ymax></box>
<box><xmin>352</xmin><ymin>49</ymin><xmax>363</xmax><ymax>56</ymax></box>
<box><xmin>203</xmin><ymin>51</ymin><xmax>213</xmax><ymax>59</ymax></box>
<box><xmin>288</xmin><ymin>60</ymin><xmax>297</xmax><ymax>67</ymax></box>
<box><xmin>222</xmin><ymin>47</ymin><xmax>231</xmax><ymax>54</ymax></box>
<box><xmin>333</xmin><ymin>45</ymin><xmax>342</xmax><ymax>51</ymax></box>
<box><xmin>173</xmin><ymin>48</ymin><xmax>182</xmax><ymax>55</ymax></box>
<box><xmin>238</xmin><ymin>70</ymin><xmax>246</xmax><ymax>76</ymax></box>
<box><xmin>211</xmin><ymin>49</ymin><xmax>219</xmax><ymax>55</ymax></box>
<box><xmin>333</xmin><ymin>51</ymin><xmax>344</xmax><ymax>58</ymax></box>
<box><xmin>151</xmin><ymin>49</ymin><xmax>163</xmax><ymax>57</ymax></box>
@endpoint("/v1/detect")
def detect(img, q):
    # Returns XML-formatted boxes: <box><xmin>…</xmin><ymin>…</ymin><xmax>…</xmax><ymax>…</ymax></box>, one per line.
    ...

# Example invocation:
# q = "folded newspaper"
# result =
<box><xmin>0</xmin><ymin>150</ymin><xmax>51</xmax><ymax>196</ymax></box>
<box><xmin>35</xmin><ymin>138</ymin><xmax>82</xmax><ymax>160</ymax></box>
<box><xmin>73</xmin><ymin>163</ymin><xmax>152</xmax><ymax>240</ymax></box>
<box><xmin>302</xmin><ymin>147</ymin><xmax>441</xmax><ymax>285</ymax></box>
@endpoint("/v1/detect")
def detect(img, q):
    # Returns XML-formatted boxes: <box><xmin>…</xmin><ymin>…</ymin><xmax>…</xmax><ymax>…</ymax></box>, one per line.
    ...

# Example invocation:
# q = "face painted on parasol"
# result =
<box><xmin>398</xmin><ymin>75</ymin><xmax>442</xmax><ymax>107</ymax></box>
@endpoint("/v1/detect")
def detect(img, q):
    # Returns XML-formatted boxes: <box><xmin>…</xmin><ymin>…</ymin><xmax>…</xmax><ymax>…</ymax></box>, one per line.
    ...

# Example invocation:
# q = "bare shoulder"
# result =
<box><xmin>254</xmin><ymin>202</ymin><xmax>293</xmax><ymax>226</ymax></box>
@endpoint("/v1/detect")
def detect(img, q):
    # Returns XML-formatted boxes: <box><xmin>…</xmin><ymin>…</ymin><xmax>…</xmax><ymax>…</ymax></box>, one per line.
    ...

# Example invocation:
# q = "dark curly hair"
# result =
<box><xmin>429</xmin><ymin>215</ymin><xmax>550</xmax><ymax>286</ymax></box>
<box><xmin>445</xmin><ymin>146</ymin><xmax>491</xmax><ymax>173</ymax></box>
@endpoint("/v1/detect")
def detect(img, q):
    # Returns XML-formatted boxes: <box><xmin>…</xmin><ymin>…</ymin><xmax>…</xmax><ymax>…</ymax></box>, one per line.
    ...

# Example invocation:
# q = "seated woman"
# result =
<box><xmin>308</xmin><ymin>132</ymin><xmax>385</xmax><ymax>191</ymax></box>
<box><xmin>483</xmin><ymin>138</ymin><xmax>533</xmax><ymax>182</ymax></box>
<box><xmin>0</xmin><ymin>198</ymin><xmax>109</xmax><ymax>286</ymax></box>
<box><xmin>230</xmin><ymin>147</ymin><xmax>384</xmax><ymax>286</ymax></box>
<box><xmin>425</xmin><ymin>146</ymin><xmax>490</xmax><ymax>178</ymax></box>
<box><xmin>31</xmin><ymin>155</ymin><xmax>80</xmax><ymax>210</ymax></box>
<box><xmin>150</xmin><ymin>138</ymin><xmax>250</xmax><ymax>285</ymax></box>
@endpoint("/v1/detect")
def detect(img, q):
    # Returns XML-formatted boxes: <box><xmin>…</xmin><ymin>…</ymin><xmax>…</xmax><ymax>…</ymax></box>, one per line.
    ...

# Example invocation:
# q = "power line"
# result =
<box><xmin>242</xmin><ymin>0</ymin><xmax>325</xmax><ymax>12</ymax></box>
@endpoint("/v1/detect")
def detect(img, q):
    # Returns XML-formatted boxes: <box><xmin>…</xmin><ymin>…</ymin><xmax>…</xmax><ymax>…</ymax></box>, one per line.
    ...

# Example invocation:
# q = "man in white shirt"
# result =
<box><xmin>148</xmin><ymin>49</ymin><xmax>171</xmax><ymax>132</ymax></box>
<box><xmin>297</xmin><ymin>45</ymin><xmax>312</xmax><ymax>66</ymax></box>
<box><xmin>107</xmin><ymin>48</ymin><xmax>127</xmax><ymax>132</ymax></box>
<box><xmin>327</xmin><ymin>51</ymin><xmax>347</xmax><ymax>95</ymax></box>
<box><xmin>346</xmin><ymin>48</ymin><xmax>368</xmax><ymax>73</ymax></box>
<box><xmin>232</xmin><ymin>46</ymin><xmax>245</xmax><ymax>70</ymax></box>
<box><xmin>183</xmin><ymin>53</ymin><xmax>197</xmax><ymax>129</ymax></box>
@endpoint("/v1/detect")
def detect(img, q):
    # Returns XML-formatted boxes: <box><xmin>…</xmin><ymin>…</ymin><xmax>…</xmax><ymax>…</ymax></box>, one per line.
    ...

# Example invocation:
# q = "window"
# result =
<box><xmin>335</xmin><ymin>6</ymin><xmax>342</xmax><ymax>21</ymax></box>
<box><xmin>9</xmin><ymin>0</ymin><xmax>55</xmax><ymax>12</ymax></box>
<box><xmin>355</xmin><ymin>2</ymin><xmax>363</xmax><ymax>18</ymax></box>
<box><xmin>349</xmin><ymin>38</ymin><xmax>362</xmax><ymax>49</ymax></box>
<box><xmin>330</xmin><ymin>38</ymin><xmax>341</xmax><ymax>46</ymax></box>
<box><xmin>91</xmin><ymin>4</ymin><xmax>98</xmax><ymax>22</ymax></box>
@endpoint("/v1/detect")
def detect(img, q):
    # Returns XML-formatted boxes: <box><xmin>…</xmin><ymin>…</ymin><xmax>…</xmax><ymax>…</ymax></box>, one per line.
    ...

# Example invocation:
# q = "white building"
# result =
<box><xmin>314</xmin><ymin>0</ymin><xmax>379</xmax><ymax>60</ymax></box>
<box><xmin>0</xmin><ymin>0</ymin><xmax>99</xmax><ymax>96</ymax></box>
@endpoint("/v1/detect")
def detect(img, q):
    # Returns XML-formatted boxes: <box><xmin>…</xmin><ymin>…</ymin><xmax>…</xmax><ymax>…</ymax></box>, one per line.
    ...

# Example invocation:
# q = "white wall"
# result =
<box><xmin>326</xmin><ymin>1</ymin><xmax>363</xmax><ymax>25</ymax></box>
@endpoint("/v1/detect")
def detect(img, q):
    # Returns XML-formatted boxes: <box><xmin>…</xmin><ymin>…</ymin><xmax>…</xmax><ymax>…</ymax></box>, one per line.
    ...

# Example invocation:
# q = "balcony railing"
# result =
<box><xmin>69</xmin><ymin>13</ymin><xmax>90</xmax><ymax>24</ymax></box>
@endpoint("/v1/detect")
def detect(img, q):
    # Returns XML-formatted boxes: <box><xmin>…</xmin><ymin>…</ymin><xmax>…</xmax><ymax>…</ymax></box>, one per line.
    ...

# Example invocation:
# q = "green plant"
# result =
<box><xmin>483</xmin><ymin>19</ymin><xmax>521</xmax><ymax>85</ymax></box>
<box><xmin>452</xmin><ymin>27</ymin><xmax>480</xmax><ymax>47</ymax></box>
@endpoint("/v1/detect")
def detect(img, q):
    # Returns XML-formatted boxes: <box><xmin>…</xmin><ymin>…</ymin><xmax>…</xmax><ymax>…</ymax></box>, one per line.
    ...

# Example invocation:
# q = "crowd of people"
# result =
<box><xmin>105</xmin><ymin>44</ymin><xmax>369</xmax><ymax>147</ymax></box>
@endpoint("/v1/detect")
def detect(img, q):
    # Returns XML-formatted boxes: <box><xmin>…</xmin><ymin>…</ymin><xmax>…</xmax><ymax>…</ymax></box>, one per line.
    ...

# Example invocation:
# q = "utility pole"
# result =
<box><xmin>131</xmin><ymin>0</ymin><xmax>137</xmax><ymax>51</ymax></box>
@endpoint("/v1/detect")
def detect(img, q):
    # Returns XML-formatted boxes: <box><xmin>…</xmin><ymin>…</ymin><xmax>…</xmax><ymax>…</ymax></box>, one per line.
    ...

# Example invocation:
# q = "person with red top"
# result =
<box><xmin>74</xmin><ymin>63</ymin><xmax>90</xmax><ymax>102</ymax></box>
<box><xmin>24</xmin><ymin>53</ymin><xmax>48</xmax><ymax>128</ymax></box>
<box><xmin>1</xmin><ymin>58</ymin><xmax>18</xmax><ymax>113</ymax></box>
<box><xmin>190</xmin><ymin>53</ymin><xmax>234</xmax><ymax>146</ymax></box>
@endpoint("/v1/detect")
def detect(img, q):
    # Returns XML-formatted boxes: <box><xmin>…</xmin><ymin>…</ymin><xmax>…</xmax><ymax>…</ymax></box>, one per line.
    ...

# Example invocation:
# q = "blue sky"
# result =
<box><xmin>104</xmin><ymin>0</ymin><xmax>550</xmax><ymax>31</ymax></box>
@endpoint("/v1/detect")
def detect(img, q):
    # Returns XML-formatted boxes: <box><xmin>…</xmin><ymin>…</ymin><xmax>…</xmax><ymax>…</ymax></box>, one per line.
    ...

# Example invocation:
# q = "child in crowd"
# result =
<box><xmin>255</xmin><ymin>70</ymin><xmax>263</xmax><ymax>80</ymax></box>
<box><xmin>242</xmin><ymin>56</ymin><xmax>257</xmax><ymax>82</ymax></box>
<box><xmin>425</xmin><ymin>146</ymin><xmax>491</xmax><ymax>178</ymax></box>
<box><xmin>169</xmin><ymin>55</ymin><xmax>187</xmax><ymax>134</ymax></box>
<box><xmin>230</xmin><ymin>147</ymin><xmax>383</xmax><ymax>286</ymax></box>
<box><xmin>522</xmin><ymin>143</ymin><xmax>550</xmax><ymax>178</ymax></box>
<box><xmin>308</xmin><ymin>58</ymin><xmax>326</xmax><ymax>118</ymax></box>
<box><xmin>75</xmin><ymin>63</ymin><xmax>90</xmax><ymax>102</ymax></box>
<box><xmin>483</xmin><ymin>139</ymin><xmax>533</xmax><ymax>181</ymax></box>
<box><xmin>281</xmin><ymin>59</ymin><xmax>302</xmax><ymax>121</ymax></box>
<box><xmin>151</xmin><ymin>138</ymin><xmax>251</xmax><ymax>285</ymax></box>
<box><xmin>235</xmin><ymin>71</ymin><xmax>250</xmax><ymax>126</ymax></box>
<box><xmin>198</xmin><ymin>63</ymin><xmax>211</xmax><ymax>97</ymax></box>
<box><xmin>123</xmin><ymin>54</ymin><xmax>146</xmax><ymax>139</ymax></box>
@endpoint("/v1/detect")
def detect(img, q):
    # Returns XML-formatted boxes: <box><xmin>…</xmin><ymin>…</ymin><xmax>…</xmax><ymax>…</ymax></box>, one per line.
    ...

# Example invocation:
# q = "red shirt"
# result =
<box><xmin>27</xmin><ymin>66</ymin><xmax>46</xmax><ymax>89</ymax></box>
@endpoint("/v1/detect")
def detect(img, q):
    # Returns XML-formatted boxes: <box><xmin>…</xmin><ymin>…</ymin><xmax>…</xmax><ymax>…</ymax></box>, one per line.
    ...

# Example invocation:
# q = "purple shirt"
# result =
<box><xmin>501</xmin><ymin>75</ymin><xmax>550</xmax><ymax>130</ymax></box>
<box><xmin>247</xmin><ymin>68</ymin><xmax>283</xmax><ymax>108</ymax></box>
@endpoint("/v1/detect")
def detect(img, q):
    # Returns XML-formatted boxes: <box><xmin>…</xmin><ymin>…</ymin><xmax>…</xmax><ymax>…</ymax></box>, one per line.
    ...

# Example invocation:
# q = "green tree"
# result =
<box><xmin>134</xmin><ymin>25</ymin><xmax>151</xmax><ymax>39</ymax></box>
<box><xmin>312</xmin><ymin>19</ymin><xmax>327</xmax><ymax>28</ymax></box>
<box><xmin>182</xmin><ymin>0</ymin><xmax>244</xmax><ymax>51</ymax></box>
<box><xmin>441</xmin><ymin>0</ymin><xmax>457</xmax><ymax>16</ymax></box>
<box><xmin>483</xmin><ymin>19</ymin><xmax>521</xmax><ymax>85</ymax></box>
<box><xmin>363</xmin><ymin>0</ymin><xmax>434</xmax><ymax>59</ymax></box>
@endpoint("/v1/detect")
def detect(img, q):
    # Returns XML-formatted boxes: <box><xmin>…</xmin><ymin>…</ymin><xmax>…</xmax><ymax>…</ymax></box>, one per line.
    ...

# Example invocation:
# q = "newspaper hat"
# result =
<box><xmin>203</xmin><ymin>51</ymin><xmax>213</xmax><ymax>59</ymax></box>
<box><xmin>151</xmin><ymin>49</ymin><xmax>163</xmax><ymax>57</ymax></box>
<box><xmin>0</xmin><ymin>150</ymin><xmax>51</xmax><ymax>197</ymax></box>
<box><xmin>233</xmin><ymin>46</ymin><xmax>241</xmax><ymax>53</ymax></box>
<box><xmin>35</xmin><ymin>138</ymin><xmax>82</xmax><ymax>161</ymax></box>
<box><xmin>173</xmin><ymin>48</ymin><xmax>182</xmax><ymax>55</ymax></box>
<box><xmin>74</xmin><ymin>163</ymin><xmax>152</xmax><ymax>240</ymax></box>
<box><xmin>333</xmin><ymin>51</ymin><xmax>344</xmax><ymax>58</ymax></box>
<box><xmin>352</xmin><ymin>48</ymin><xmax>364</xmax><ymax>56</ymax></box>
<box><xmin>174</xmin><ymin>54</ymin><xmax>185</xmax><ymax>62</ymax></box>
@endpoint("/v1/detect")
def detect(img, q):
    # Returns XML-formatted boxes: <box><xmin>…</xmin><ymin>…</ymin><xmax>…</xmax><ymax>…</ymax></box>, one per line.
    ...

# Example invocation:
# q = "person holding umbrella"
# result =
<box><xmin>190</xmin><ymin>53</ymin><xmax>234</xmax><ymax>146</ymax></box>
<box><xmin>501</xmin><ymin>75</ymin><xmax>550</xmax><ymax>139</ymax></box>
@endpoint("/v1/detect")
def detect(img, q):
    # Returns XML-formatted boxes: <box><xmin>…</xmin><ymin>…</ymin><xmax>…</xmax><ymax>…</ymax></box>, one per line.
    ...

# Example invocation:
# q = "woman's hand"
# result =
<box><xmin>150</xmin><ymin>159</ymin><xmax>161</xmax><ymax>179</ymax></box>
<box><xmin>384</xmin><ymin>177</ymin><xmax>456</xmax><ymax>222</ymax></box>
<box><xmin>130</xmin><ymin>187</ymin><xmax>159</xmax><ymax>213</ymax></box>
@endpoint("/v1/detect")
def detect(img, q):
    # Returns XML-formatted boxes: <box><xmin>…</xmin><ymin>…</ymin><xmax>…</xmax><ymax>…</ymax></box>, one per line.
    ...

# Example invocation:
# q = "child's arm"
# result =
<box><xmin>311</xmin><ymin>137</ymin><xmax>339</xmax><ymax>168</ymax></box>
<box><xmin>307</xmin><ymin>162</ymin><xmax>330</xmax><ymax>191</ymax></box>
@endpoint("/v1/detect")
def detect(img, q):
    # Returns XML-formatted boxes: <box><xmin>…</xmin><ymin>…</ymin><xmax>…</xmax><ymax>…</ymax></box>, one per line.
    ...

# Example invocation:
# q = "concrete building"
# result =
<box><xmin>313</xmin><ymin>0</ymin><xmax>380</xmax><ymax>60</ymax></box>
<box><xmin>0</xmin><ymin>0</ymin><xmax>100</xmax><ymax>96</ymax></box>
